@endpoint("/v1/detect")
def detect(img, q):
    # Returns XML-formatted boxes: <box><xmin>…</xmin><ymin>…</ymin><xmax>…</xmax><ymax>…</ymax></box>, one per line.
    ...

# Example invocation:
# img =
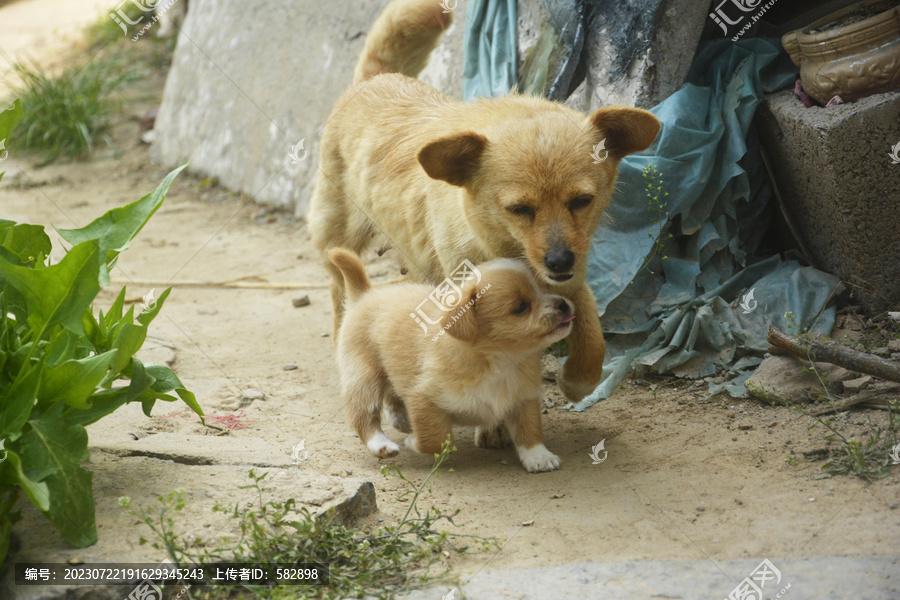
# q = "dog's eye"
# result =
<box><xmin>511</xmin><ymin>301</ymin><xmax>530</xmax><ymax>315</ymax></box>
<box><xmin>507</xmin><ymin>204</ymin><xmax>535</xmax><ymax>217</ymax></box>
<box><xmin>569</xmin><ymin>195</ymin><xmax>593</xmax><ymax>210</ymax></box>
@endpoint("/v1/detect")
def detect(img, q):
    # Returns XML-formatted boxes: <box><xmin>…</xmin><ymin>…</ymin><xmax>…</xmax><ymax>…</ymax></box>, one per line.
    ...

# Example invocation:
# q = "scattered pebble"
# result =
<box><xmin>242</xmin><ymin>389</ymin><xmax>265</xmax><ymax>404</ymax></box>
<box><xmin>732</xmin><ymin>436</ymin><xmax>738</xmax><ymax>441</ymax></box>
<box><xmin>283</xmin><ymin>364</ymin><xmax>298</xmax><ymax>371</ymax></box>
<box><xmin>768</xmin><ymin>422</ymin><xmax>778</xmax><ymax>428</ymax></box>
<box><xmin>67</xmin><ymin>557</ymin><xmax>84</xmax><ymax>565</ymax></box>
<box><xmin>808</xmin><ymin>497</ymin><xmax>815</xmax><ymax>502</ymax></box>
<box><xmin>738</xmin><ymin>424</ymin><xmax>753</xmax><ymax>430</ymax></box>
<box><xmin>889</xmin><ymin>502</ymin><xmax>898</xmax><ymax>510</ymax></box>
<box><xmin>696</xmin><ymin>506</ymin><xmax>706</xmax><ymax>512</ymax></box>
<box><xmin>734</xmin><ymin>499</ymin><xmax>743</xmax><ymax>506</ymax></box>
<box><xmin>321</xmin><ymin>333</ymin><xmax>330</xmax><ymax>338</ymax></box>
<box><xmin>521</xmin><ymin>520</ymin><xmax>534</xmax><ymax>527</ymax></box>
<box><xmin>552</xmin><ymin>493</ymin><xmax>565</xmax><ymax>499</ymax></box>
<box><xmin>198</xmin><ymin>308</ymin><xmax>218</xmax><ymax>315</ymax></box>
<box><xmin>293</xmin><ymin>295</ymin><xmax>311</xmax><ymax>308</ymax></box>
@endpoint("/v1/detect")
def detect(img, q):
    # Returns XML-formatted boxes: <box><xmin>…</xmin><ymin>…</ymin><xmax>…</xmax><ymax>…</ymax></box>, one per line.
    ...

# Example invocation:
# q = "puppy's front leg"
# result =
<box><xmin>507</xmin><ymin>397</ymin><xmax>559</xmax><ymax>473</ymax></box>
<box><xmin>404</xmin><ymin>402</ymin><xmax>453</xmax><ymax>455</ymax></box>
<box><xmin>559</xmin><ymin>282</ymin><xmax>606</xmax><ymax>402</ymax></box>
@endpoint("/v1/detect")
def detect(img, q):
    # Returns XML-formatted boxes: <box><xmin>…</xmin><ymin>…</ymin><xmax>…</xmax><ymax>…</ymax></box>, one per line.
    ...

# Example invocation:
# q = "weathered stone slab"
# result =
<box><xmin>2</xmin><ymin>453</ymin><xmax>376</xmax><ymax>600</ymax></box>
<box><xmin>756</xmin><ymin>89</ymin><xmax>900</xmax><ymax>314</ymax></box>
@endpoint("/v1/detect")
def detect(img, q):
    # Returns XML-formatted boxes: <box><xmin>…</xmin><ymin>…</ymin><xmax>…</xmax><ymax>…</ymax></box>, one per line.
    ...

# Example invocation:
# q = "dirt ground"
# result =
<box><xmin>2</xmin><ymin>0</ymin><xmax>899</xmax><ymax>589</ymax></box>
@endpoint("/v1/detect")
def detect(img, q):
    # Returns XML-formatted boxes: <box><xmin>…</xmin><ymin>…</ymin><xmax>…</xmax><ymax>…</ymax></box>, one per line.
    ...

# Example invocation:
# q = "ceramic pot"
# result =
<box><xmin>782</xmin><ymin>0</ymin><xmax>900</xmax><ymax>104</ymax></box>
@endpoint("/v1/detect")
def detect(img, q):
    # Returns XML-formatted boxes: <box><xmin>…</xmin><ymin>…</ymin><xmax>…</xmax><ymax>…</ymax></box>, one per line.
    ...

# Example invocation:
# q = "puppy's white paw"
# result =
<box><xmin>367</xmin><ymin>432</ymin><xmax>400</xmax><ymax>458</ymax></box>
<box><xmin>517</xmin><ymin>444</ymin><xmax>560</xmax><ymax>473</ymax></box>
<box><xmin>404</xmin><ymin>435</ymin><xmax>424</xmax><ymax>454</ymax></box>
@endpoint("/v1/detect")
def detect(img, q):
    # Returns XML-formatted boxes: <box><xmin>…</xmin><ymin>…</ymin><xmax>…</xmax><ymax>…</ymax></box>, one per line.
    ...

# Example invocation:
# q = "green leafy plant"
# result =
<box><xmin>121</xmin><ymin>439</ymin><xmax>495</xmax><ymax>599</ymax></box>
<box><xmin>9</xmin><ymin>55</ymin><xmax>134</xmax><ymax>161</ymax></box>
<box><xmin>0</xmin><ymin>100</ymin><xmax>202</xmax><ymax>564</ymax></box>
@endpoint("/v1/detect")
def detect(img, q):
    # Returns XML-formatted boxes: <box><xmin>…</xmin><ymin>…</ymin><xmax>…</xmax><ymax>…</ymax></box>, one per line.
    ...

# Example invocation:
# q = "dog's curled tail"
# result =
<box><xmin>328</xmin><ymin>248</ymin><xmax>371</xmax><ymax>303</ymax></box>
<box><xmin>353</xmin><ymin>0</ymin><xmax>453</xmax><ymax>85</ymax></box>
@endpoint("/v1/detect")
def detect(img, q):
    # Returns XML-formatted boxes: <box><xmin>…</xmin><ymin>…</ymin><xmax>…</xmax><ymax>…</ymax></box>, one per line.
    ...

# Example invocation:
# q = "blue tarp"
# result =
<box><xmin>461</xmin><ymin>8</ymin><xmax>843</xmax><ymax>409</ymax></box>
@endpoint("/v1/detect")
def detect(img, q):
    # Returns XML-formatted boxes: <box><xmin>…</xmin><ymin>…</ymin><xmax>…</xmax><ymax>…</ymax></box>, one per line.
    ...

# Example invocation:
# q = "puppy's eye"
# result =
<box><xmin>569</xmin><ymin>195</ymin><xmax>593</xmax><ymax>211</ymax></box>
<box><xmin>511</xmin><ymin>301</ymin><xmax>530</xmax><ymax>315</ymax></box>
<box><xmin>507</xmin><ymin>204</ymin><xmax>535</xmax><ymax>218</ymax></box>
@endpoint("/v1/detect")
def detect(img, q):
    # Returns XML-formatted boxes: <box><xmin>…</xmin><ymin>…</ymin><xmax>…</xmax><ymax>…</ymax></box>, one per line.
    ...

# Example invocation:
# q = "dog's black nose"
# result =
<box><xmin>554</xmin><ymin>299</ymin><xmax>571</xmax><ymax>316</ymax></box>
<box><xmin>544</xmin><ymin>249</ymin><xmax>575</xmax><ymax>273</ymax></box>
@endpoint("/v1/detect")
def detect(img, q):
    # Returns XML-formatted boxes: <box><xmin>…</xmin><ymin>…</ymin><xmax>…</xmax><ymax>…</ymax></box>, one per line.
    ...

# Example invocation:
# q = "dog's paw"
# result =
<box><xmin>367</xmin><ymin>432</ymin><xmax>400</xmax><ymax>458</ymax></box>
<box><xmin>474</xmin><ymin>424</ymin><xmax>512</xmax><ymax>449</ymax></box>
<box><xmin>558</xmin><ymin>373</ymin><xmax>599</xmax><ymax>403</ymax></box>
<box><xmin>517</xmin><ymin>444</ymin><xmax>560</xmax><ymax>473</ymax></box>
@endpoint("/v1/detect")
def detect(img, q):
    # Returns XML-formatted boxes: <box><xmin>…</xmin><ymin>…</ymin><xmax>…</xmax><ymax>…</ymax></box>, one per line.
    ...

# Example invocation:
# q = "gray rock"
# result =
<box><xmin>745</xmin><ymin>355</ymin><xmax>846</xmax><ymax>404</ymax></box>
<box><xmin>842</xmin><ymin>376</ymin><xmax>873</xmax><ymax>394</ymax></box>
<box><xmin>292</xmin><ymin>294</ymin><xmax>311</xmax><ymax>308</ymax></box>
<box><xmin>241</xmin><ymin>388</ymin><xmax>266</xmax><ymax>404</ymax></box>
<box><xmin>757</xmin><ymin>89</ymin><xmax>900</xmax><ymax>314</ymax></box>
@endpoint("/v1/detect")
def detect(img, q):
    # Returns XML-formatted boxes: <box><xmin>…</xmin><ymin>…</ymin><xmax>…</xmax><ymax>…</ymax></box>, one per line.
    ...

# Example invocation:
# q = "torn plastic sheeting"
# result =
<box><xmin>463</xmin><ymin>0</ymin><xmax>518</xmax><ymax>100</ymax></box>
<box><xmin>566</xmin><ymin>39</ymin><xmax>843</xmax><ymax>411</ymax></box>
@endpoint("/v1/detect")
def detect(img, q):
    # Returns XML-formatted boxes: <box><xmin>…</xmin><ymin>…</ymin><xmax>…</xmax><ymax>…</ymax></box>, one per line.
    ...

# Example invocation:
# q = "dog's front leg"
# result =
<box><xmin>558</xmin><ymin>282</ymin><xmax>606</xmax><ymax>402</ymax></box>
<box><xmin>507</xmin><ymin>397</ymin><xmax>559</xmax><ymax>473</ymax></box>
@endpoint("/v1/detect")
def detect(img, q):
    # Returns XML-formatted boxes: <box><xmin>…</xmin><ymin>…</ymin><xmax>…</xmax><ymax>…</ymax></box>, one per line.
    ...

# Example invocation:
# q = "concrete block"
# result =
<box><xmin>756</xmin><ymin>89</ymin><xmax>900</xmax><ymax>314</ymax></box>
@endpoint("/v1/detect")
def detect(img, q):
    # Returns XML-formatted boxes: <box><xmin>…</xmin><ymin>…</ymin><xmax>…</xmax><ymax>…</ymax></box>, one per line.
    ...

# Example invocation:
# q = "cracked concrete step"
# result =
<box><xmin>399</xmin><ymin>556</ymin><xmax>900</xmax><ymax>600</ymax></box>
<box><xmin>2</xmin><ymin>453</ymin><xmax>376</xmax><ymax>600</ymax></box>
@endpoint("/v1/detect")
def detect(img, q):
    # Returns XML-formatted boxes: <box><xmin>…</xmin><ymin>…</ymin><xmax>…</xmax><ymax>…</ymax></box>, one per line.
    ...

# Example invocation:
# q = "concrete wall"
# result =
<box><xmin>151</xmin><ymin>0</ymin><xmax>709</xmax><ymax>217</ymax></box>
<box><xmin>757</xmin><ymin>89</ymin><xmax>900</xmax><ymax>314</ymax></box>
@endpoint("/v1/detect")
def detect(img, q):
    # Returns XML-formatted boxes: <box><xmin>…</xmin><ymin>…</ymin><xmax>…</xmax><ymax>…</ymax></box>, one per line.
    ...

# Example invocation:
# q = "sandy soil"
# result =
<box><xmin>2</xmin><ymin>4</ymin><xmax>899</xmax><ymax>587</ymax></box>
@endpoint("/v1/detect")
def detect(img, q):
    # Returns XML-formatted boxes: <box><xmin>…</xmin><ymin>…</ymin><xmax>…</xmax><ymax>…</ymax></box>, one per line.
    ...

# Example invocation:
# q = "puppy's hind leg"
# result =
<box><xmin>344</xmin><ymin>372</ymin><xmax>400</xmax><ymax>459</ymax></box>
<box><xmin>385</xmin><ymin>394</ymin><xmax>412</xmax><ymax>433</ymax></box>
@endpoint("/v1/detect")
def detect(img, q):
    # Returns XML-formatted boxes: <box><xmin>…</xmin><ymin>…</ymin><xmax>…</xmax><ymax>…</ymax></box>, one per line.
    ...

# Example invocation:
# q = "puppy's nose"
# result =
<box><xmin>544</xmin><ymin>249</ymin><xmax>575</xmax><ymax>273</ymax></box>
<box><xmin>554</xmin><ymin>298</ymin><xmax>571</xmax><ymax>316</ymax></box>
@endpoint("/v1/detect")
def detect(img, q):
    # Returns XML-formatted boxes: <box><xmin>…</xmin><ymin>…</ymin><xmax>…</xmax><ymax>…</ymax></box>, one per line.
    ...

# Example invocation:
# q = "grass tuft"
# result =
<box><xmin>120</xmin><ymin>439</ymin><xmax>495</xmax><ymax>599</ymax></box>
<box><xmin>9</xmin><ymin>56</ymin><xmax>134</xmax><ymax>161</ymax></box>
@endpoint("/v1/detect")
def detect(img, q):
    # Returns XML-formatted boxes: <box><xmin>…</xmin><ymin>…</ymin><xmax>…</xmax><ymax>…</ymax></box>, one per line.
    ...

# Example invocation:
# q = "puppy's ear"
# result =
<box><xmin>440</xmin><ymin>289</ymin><xmax>479</xmax><ymax>343</ymax></box>
<box><xmin>417</xmin><ymin>132</ymin><xmax>488</xmax><ymax>187</ymax></box>
<box><xmin>588</xmin><ymin>107</ymin><xmax>661</xmax><ymax>160</ymax></box>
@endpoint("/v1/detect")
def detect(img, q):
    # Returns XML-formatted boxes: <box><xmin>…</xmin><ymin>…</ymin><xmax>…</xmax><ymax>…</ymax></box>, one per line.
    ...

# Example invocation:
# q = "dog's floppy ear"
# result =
<box><xmin>440</xmin><ymin>288</ymin><xmax>479</xmax><ymax>343</ymax></box>
<box><xmin>588</xmin><ymin>107</ymin><xmax>661</xmax><ymax>160</ymax></box>
<box><xmin>417</xmin><ymin>132</ymin><xmax>487</xmax><ymax>187</ymax></box>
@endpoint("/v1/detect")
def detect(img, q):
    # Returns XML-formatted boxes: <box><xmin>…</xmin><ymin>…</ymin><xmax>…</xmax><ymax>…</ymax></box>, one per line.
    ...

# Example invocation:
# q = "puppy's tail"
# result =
<box><xmin>353</xmin><ymin>0</ymin><xmax>453</xmax><ymax>85</ymax></box>
<box><xmin>328</xmin><ymin>248</ymin><xmax>371</xmax><ymax>303</ymax></box>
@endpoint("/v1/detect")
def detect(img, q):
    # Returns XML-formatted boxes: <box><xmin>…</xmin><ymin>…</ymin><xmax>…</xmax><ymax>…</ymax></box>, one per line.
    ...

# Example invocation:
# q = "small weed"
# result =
<box><xmin>121</xmin><ymin>439</ymin><xmax>495</xmax><ymax>599</ymax></box>
<box><xmin>9</xmin><ymin>56</ymin><xmax>135</xmax><ymax>160</ymax></box>
<box><xmin>778</xmin><ymin>313</ymin><xmax>899</xmax><ymax>480</ymax></box>
<box><xmin>637</xmin><ymin>163</ymin><xmax>672</xmax><ymax>275</ymax></box>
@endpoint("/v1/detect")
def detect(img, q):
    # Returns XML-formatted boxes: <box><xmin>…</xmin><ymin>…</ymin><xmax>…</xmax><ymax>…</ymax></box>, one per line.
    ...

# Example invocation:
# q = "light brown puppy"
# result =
<box><xmin>329</xmin><ymin>248</ymin><xmax>573</xmax><ymax>473</ymax></box>
<box><xmin>308</xmin><ymin>0</ymin><xmax>661</xmax><ymax>403</ymax></box>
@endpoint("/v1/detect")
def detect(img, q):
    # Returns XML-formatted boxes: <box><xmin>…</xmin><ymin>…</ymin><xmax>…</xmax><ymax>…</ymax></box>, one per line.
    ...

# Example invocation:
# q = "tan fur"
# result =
<box><xmin>308</xmin><ymin>0</ymin><xmax>661</xmax><ymax>403</ymax></box>
<box><xmin>330</xmin><ymin>251</ymin><xmax>572</xmax><ymax>472</ymax></box>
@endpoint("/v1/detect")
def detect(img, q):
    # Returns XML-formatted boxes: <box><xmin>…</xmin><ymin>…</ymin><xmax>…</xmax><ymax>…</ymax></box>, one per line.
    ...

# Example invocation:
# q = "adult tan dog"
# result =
<box><xmin>308</xmin><ymin>0</ymin><xmax>660</xmax><ymax>402</ymax></box>
<box><xmin>329</xmin><ymin>248</ymin><xmax>574</xmax><ymax>472</ymax></box>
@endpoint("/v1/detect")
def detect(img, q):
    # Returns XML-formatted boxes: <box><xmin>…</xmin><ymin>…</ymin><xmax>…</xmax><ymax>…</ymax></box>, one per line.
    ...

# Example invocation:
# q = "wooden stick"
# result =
<box><xmin>810</xmin><ymin>385</ymin><xmax>900</xmax><ymax>416</ymax></box>
<box><xmin>767</xmin><ymin>327</ymin><xmax>900</xmax><ymax>384</ymax></box>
